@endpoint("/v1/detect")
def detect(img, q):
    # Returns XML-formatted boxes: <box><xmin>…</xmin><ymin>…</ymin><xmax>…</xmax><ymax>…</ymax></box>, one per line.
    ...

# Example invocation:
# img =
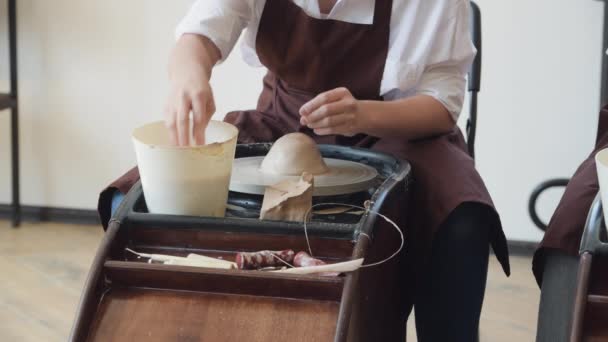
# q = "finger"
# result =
<box><xmin>313</xmin><ymin>123</ymin><xmax>354</xmax><ymax>136</ymax></box>
<box><xmin>307</xmin><ymin>113</ymin><xmax>354</xmax><ymax>129</ymax></box>
<box><xmin>177</xmin><ymin>95</ymin><xmax>192</xmax><ymax>146</ymax></box>
<box><xmin>306</xmin><ymin>99</ymin><xmax>357</xmax><ymax>125</ymax></box>
<box><xmin>164</xmin><ymin>103</ymin><xmax>178</xmax><ymax>146</ymax></box>
<box><xmin>191</xmin><ymin>93</ymin><xmax>211</xmax><ymax>145</ymax></box>
<box><xmin>206</xmin><ymin>87</ymin><xmax>217</xmax><ymax>116</ymax></box>
<box><xmin>203</xmin><ymin>89</ymin><xmax>217</xmax><ymax>144</ymax></box>
<box><xmin>300</xmin><ymin>87</ymin><xmax>350</xmax><ymax>116</ymax></box>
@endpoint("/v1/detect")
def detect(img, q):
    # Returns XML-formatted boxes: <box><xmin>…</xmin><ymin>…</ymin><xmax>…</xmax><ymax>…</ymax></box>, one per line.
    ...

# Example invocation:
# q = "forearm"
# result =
<box><xmin>169</xmin><ymin>34</ymin><xmax>221</xmax><ymax>83</ymax></box>
<box><xmin>359</xmin><ymin>95</ymin><xmax>455</xmax><ymax>140</ymax></box>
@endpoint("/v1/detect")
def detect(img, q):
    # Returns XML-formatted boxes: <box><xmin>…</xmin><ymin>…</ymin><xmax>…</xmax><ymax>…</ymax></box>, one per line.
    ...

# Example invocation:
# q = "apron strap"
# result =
<box><xmin>373</xmin><ymin>0</ymin><xmax>393</xmax><ymax>26</ymax></box>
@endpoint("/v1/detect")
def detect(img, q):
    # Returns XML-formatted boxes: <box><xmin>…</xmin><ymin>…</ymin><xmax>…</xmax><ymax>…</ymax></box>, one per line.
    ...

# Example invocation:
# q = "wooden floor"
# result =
<box><xmin>0</xmin><ymin>220</ymin><xmax>540</xmax><ymax>341</ymax></box>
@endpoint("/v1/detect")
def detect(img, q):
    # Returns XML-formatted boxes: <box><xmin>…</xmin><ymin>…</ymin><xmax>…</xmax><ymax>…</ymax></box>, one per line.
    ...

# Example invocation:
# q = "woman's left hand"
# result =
<box><xmin>299</xmin><ymin>87</ymin><xmax>368</xmax><ymax>136</ymax></box>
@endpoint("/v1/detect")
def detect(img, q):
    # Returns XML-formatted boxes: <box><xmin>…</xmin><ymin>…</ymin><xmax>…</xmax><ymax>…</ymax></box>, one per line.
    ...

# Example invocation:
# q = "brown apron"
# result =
<box><xmin>99</xmin><ymin>0</ymin><xmax>509</xmax><ymax>277</ymax></box>
<box><xmin>532</xmin><ymin>104</ymin><xmax>608</xmax><ymax>285</ymax></box>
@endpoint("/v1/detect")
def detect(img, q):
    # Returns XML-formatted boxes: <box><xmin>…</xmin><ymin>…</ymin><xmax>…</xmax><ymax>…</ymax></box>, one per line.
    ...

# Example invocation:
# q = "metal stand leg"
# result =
<box><xmin>11</xmin><ymin>107</ymin><xmax>20</xmax><ymax>227</ymax></box>
<box><xmin>9</xmin><ymin>0</ymin><xmax>20</xmax><ymax>227</ymax></box>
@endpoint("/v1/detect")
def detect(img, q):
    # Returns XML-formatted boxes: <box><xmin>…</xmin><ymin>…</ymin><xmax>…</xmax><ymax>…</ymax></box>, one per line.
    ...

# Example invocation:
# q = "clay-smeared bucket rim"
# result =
<box><xmin>132</xmin><ymin>120</ymin><xmax>238</xmax><ymax>150</ymax></box>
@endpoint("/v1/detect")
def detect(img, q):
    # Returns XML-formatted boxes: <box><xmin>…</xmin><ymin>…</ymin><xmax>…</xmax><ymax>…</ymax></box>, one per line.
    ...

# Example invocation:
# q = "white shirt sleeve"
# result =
<box><xmin>175</xmin><ymin>0</ymin><xmax>254</xmax><ymax>63</ymax></box>
<box><xmin>415</xmin><ymin>0</ymin><xmax>477</xmax><ymax>121</ymax></box>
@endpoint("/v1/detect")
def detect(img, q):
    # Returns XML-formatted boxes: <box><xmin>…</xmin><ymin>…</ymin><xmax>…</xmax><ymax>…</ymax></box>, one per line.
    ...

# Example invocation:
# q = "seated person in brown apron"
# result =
<box><xmin>533</xmin><ymin>105</ymin><xmax>608</xmax><ymax>341</ymax></box>
<box><xmin>100</xmin><ymin>1</ymin><xmax>510</xmax><ymax>340</ymax></box>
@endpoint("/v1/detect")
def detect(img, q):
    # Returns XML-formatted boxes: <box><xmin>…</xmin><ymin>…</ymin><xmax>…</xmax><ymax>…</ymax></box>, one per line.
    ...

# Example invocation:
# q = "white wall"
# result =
<box><xmin>0</xmin><ymin>0</ymin><xmax>603</xmax><ymax>242</ymax></box>
<box><xmin>0</xmin><ymin>0</ymin><xmax>264</xmax><ymax>207</ymax></box>
<box><xmin>472</xmin><ymin>0</ymin><xmax>603</xmax><ymax>242</ymax></box>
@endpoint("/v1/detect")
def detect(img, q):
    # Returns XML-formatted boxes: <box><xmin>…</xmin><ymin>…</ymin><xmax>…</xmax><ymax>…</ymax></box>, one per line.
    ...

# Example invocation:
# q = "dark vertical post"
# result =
<box><xmin>467</xmin><ymin>2</ymin><xmax>482</xmax><ymax>160</ymax></box>
<box><xmin>569</xmin><ymin>252</ymin><xmax>593</xmax><ymax>342</ymax></box>
<box><xmin>467</xmin><ymin>92</ymin><xmax>478</xmax><ymax>160</ymax></box>
<box><xmin>601</xmin><ymin>1</ymin><xmax>608</xmax><ymax>107</ymax></box>
<box><xmin>9</xmin><ymin>0</ymin><xmax>20</xmax><ymax>227</ymax></box>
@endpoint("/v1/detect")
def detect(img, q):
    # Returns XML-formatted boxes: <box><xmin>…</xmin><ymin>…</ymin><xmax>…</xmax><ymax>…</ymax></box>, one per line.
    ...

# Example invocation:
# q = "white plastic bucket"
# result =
<box><xmin>132</xmin><ymin>120</ymin><xmax>238</xmax><ymax>217</ymax></box>
<box><xmin>595</xmin><ymin>148</ymin><xmax>608</xmax><ymax>221</ymax></box>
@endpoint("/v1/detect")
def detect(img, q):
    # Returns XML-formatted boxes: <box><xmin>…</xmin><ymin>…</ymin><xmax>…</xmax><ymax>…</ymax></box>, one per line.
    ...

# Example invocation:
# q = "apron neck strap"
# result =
<box><xmin>372</xmin><ymin>0</ymin><xmax>393</xmax><ymax>26</ymax></box>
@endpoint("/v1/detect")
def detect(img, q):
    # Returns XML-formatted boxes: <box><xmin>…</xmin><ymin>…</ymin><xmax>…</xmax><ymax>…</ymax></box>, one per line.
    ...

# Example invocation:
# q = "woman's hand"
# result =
<box><xmin>165</xmin><ymin>34</ymin><xmax>220</xmax><ymax>146</ymax></box>
<box><xmin>299</xmin><ymin>87</ymin><xmax>369</xmax><ymax>137</ymax></box>
<box><xmin>300</xmin><ymin>87</ymin><xmax>455</xmax><ymax>140</ymax></box>
<box><xmin>165</xmin><ymin>79</ymin><xmax>215</xmax><ymax>146</ymax></box>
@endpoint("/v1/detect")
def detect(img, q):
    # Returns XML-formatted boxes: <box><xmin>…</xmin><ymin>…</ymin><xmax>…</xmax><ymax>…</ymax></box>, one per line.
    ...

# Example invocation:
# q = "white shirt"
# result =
<box><xmin>176</xmin><ymin>0</ymin><xmax>476</xmax><ymax>120</ymax></box>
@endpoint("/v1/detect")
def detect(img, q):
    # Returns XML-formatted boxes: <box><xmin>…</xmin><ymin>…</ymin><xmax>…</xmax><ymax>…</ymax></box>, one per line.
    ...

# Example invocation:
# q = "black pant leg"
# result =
<box><xmin>414</xmin><ymin>202</ymin><xmax>491</xmax><ymax>342</ymax></box>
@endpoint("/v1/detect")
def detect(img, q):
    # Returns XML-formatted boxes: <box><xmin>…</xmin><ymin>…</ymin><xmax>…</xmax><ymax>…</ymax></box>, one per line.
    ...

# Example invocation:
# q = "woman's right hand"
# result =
<box><xmin>165</xmin><ymin>34</ymin><xmax>221</xmax><ymax>146</ymax></box>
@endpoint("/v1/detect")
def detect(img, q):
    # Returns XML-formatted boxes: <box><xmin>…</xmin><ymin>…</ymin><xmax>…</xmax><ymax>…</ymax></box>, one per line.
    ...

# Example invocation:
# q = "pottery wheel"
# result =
<box><xmin>230</xmin><ymin>156</ymin><xmax>378</xmax><ymax>196</ymax></box>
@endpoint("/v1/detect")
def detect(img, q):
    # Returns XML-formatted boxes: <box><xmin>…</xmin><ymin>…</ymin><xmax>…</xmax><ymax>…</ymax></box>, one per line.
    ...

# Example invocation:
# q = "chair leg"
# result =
<box><xmin>570</xmin><ymin>252</ymin><xmax>593</xmax><ymax>342</ymax></box>
<box><xmin>11</xmin><ymin>106</ymin><xmax>20</xmax><ymax>228</ymax></box>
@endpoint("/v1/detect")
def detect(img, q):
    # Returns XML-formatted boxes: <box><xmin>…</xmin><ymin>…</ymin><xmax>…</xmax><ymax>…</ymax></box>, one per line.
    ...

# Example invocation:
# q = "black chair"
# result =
<box><xmin>468</xmin><ymin>5</ymin><xmax>482</xmax><ymax>341</ymax></box>
<box><xmin>467</xmin><ymin>1</ymin><xmax>482</xmax><ymax>160</ymax></box>
<box><xmin>1</xmin><ymin>0</ymin><xmax>20</xmax><ymax>227</ymax></box>
<box><xmin>569</xmin><ymin>194</ymin><xmax>608</xmax><ymax>341</ymax></box>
